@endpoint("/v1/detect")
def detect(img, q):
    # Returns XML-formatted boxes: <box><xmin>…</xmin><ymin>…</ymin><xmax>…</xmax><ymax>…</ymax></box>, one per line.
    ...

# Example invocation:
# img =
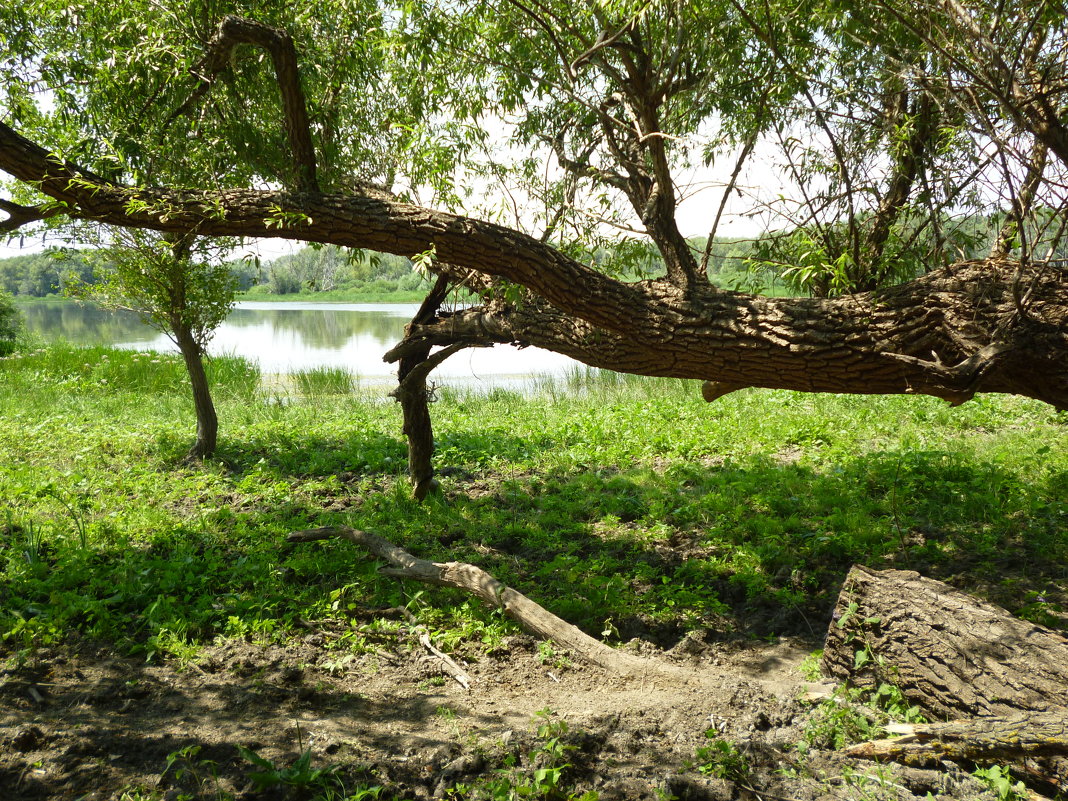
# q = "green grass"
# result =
<box><xmin>292</xmin><ymin>366</ymin><xmax>358</xmax><ymax>396</ymax></box>
<box><xmin>0</xmin><ymin>343</ymin><xmax>1065</xmax><ymax>666</ymax></box>
<box><xmin>240</xmin><ymin>287</ymin><xmax>429</xmax><ymax>303</ymax></box>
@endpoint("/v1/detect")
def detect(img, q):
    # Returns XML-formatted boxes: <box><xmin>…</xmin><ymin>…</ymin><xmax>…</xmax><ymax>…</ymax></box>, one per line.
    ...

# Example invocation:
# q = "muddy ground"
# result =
<box><xmin>0</xmin><ymin>627</ymin><xmax>1011</xmax><ymax>801</ymax></box>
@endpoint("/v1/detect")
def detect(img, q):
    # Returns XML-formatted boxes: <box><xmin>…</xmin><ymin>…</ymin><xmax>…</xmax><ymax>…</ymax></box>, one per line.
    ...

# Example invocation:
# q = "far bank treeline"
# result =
<box><xmin>0</xmin><ymin>244</ymin><xmax>423</xmax><ymax>299</ymax></box>
<box><xmin>2</xmin><ymin>240</ymin><xmax>751</xmax><ymax>299</ymax></box>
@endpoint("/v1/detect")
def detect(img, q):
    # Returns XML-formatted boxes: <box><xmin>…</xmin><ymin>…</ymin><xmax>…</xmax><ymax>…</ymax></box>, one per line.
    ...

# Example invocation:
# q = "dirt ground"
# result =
<box><xmin>0</xmin><ymin>627</ymin><xmax>1012</xmax><ymax>801</ymax></box>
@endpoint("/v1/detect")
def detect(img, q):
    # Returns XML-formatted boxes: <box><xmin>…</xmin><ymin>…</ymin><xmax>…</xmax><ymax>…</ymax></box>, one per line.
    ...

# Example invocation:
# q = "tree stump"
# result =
<box><xmin>821</xmin><ymin>566</ymin><xmax>1068</xmax><ymax>719</ymax></box>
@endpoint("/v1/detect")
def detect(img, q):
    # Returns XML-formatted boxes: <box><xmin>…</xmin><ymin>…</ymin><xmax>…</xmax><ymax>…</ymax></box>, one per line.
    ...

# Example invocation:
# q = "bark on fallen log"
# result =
<box><xmin>822</xmin><ymin>566</ymin><xmax>1068</xmax><ymax>719</ymax></box>
<box><xmin>845</xmin><ymin>713</ymin><xmax>1068</xmax><ymax>764</ymax></box>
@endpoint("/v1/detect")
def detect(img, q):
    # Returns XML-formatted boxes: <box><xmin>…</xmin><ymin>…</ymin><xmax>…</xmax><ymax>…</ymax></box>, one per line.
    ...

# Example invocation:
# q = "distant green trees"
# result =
<box><xmin>0</xmin><ymin>245</ymin><xmax>427</xmax><ymax>299</ymax></box>
<box><xmin>249</xmin><ymin>245</ymin><xmax>425</xmax><ymax>296</ymax></box>
<box><xmin>0</xmin><ymin>251</ymin><xmax>94</xmax><ymax>297</ymax></box>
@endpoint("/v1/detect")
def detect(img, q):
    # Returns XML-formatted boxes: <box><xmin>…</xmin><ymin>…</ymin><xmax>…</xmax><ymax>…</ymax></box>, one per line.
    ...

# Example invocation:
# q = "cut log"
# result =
<box><xmin>845</xmin><ymin>713</ymin><xmax>1068</xmax><ymax>764</ymax></box>
<box><xmin>822</xmin><ymin>566</ymin><xmax>1068</xmax><ymax>719</ymax></box>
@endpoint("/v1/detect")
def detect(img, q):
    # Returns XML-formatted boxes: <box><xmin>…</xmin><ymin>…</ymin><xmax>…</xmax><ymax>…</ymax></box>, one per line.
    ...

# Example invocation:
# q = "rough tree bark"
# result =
<box><xmin>824</xmin><ymin>566</ymin><xmax>1068</xmax><ymax>784</ymax></box>
<box><xmin>822</xmin><ymin>565</ymin><xmax>1068</xmax><ymax>719</ymax></box>
<box><xmin>390</xmin><ymin>275</ymin><xmax>489</xmax><ymax>499</ymax></box>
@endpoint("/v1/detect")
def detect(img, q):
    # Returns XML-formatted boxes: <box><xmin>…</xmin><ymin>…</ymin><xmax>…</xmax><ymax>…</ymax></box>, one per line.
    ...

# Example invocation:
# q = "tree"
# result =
<box><xmin>71</xmin><ymin>232</ymin><xmax>237</xmax><ymax>458</ymax></box>
<box><xmin>0</xmin><ymin>0</ymin><xmax>1065</xmax><ymax>491</ymax></box>
<box><xmin>0</xmin><ymin>288</ymin><xmax>21</xmax><ymax>356</ymax></box>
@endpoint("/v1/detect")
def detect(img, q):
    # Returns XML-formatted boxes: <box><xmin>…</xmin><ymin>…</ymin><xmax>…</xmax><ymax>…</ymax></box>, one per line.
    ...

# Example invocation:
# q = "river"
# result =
<box><xmin>19</xmin><ymin>300</ymin><xmax>581</xmax><ymax>390</ymax></box>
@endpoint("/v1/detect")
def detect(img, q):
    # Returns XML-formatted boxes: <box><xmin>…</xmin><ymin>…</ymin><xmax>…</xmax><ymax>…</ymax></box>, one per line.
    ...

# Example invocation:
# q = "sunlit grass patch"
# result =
<box><xmin>0</xmin><ymin>342</ymin><xmax>260</xmax><ymax>397</ymax></box>
<box><xmin>292</xmin><ymin>365</ymin><xmax>358</xmax><ymax>396</ymax></box>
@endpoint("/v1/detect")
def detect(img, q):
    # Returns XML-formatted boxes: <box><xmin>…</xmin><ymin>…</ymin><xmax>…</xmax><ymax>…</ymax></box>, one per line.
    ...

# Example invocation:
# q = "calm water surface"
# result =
<box><xmin>21</xmin><ymin>300</ymin><xmax>578</xmax><ymax>388</ymax></box>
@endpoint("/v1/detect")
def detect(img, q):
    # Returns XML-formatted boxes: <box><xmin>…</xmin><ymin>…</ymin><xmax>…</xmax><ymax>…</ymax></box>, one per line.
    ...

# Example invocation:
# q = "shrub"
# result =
<box><xmin>0</xmin><ymin>290</ymin><xmax>23</xmax><ymax>356</ymax></box>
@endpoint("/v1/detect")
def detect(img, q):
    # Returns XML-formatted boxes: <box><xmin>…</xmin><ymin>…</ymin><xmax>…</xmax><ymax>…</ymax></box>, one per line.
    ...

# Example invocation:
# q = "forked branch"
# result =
<box><xmin>0</xmin><ymin>198</ymin><xmax>64</xmax><ymax>234</ymax></box>
<box><xmin>180</xmin><ymin>15</ymin><xmax>320</xmax><ymax>192</ymax></box>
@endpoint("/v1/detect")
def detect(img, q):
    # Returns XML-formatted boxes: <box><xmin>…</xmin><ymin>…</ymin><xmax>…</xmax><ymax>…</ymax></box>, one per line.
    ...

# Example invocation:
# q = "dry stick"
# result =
<box><xmin>396</xmin><ymin>606</ymin><xmax>473</xmax><ymax>691</ymax></box>
<box><xmin>417</xmin><ymin>631</ymin><xmax>472</xmax><ymax>690</ymax></box>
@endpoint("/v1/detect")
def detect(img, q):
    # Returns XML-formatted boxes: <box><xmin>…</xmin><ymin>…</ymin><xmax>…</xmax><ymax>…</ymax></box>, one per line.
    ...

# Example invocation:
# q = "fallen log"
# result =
<box><xmin>845</xmin><ymin>713</ymin><xmax>1068</xmax><ymax>764</ymax></box>
<box><xmin>284</xmin><ymin>526</ymin><xmax>821</xmax><ymax>699</ymax></box>
<box><xmin>822</xmin><ymin>566</ymin><xmax>1068</xmax><ymax>719</ymax></box>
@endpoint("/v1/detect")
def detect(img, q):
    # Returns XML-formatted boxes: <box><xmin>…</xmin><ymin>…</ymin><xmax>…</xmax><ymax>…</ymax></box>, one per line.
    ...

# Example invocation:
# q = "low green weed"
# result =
<box><xmin>802</xmin><ymin>683</ymin><xmax>926</xmax><ymax>751</ymax></box>
<box><xmin>160</xmin><ymin>744</ymin><xmax>231</xmax><ymax>800</ymax></box>
<box><xmin>447</xmin><ymin>710</ymin><xmax>597</xmax><ymax>800</ymax></box>
<box><xmin>972</xmin><ymin>765</ymin><xmax>1028</xmax><ymax>801</ymax></box>
<box><xmin>237</xmin><ymin>745</ymin><xmax>343</xmax><ymax>795</ymax></box>
<box><xmin>693</xmin><ymin>736</ymin><xmax>751</xmax><ymax>784</ymax></box>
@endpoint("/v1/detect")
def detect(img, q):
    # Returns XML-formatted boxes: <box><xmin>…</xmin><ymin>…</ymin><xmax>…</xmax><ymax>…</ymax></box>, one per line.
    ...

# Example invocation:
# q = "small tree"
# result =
<box><xmin>0</xmin><ymin>289</ymin><xmax>22</xmax><ymax>356</ymax></box>
<box><xmin>74</xmin><ymin>232</ymin><xmax>238</xmax><ymax>458</ymax></box>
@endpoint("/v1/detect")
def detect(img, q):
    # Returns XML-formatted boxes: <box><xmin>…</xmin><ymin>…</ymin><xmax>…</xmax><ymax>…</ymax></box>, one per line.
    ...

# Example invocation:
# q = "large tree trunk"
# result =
<box><xmin>821</xmin><ymin>566</ymin><xmax>1068</xmax><ymax>719</ymax></box>
<box><xmin>1</xmin><ymin>121</ymin><xmax>1067</xmax><ymax>410</ymax></box>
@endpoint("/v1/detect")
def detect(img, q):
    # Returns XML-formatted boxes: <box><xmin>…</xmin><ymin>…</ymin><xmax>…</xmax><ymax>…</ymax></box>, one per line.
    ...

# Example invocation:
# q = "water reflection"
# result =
<box><xmin>21</xmin><ymin>300</ymin><xmax>578</xmax><ymax>387</ymax></box>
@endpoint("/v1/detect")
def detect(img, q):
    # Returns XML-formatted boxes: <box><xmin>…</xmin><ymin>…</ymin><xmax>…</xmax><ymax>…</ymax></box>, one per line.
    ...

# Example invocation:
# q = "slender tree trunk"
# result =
<box><xmin>393</xmin><ymin>277</ymin><xmax>452</xmax><ymax>499</ymax></box>
<box><xmin>174</xmin><ymin>327</ymin><xmax>218</xmax><ymax>459</ymax></box>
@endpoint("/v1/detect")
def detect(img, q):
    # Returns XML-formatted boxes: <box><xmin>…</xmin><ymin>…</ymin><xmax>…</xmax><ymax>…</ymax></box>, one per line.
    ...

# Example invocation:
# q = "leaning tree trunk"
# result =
<box><xmin>2</xmin><ymin>121</ymin><xmax>1067</xmax><ymax>409</ymax></box>
<box><xmin>174</xmin><ymin>328</ymin><xmax>218</xmax><ymax>459</ymax></box>
<box><xmin>822</xmin><ymin>566</ymin><xmax>1068</xmax><ymax>719</ymax></box>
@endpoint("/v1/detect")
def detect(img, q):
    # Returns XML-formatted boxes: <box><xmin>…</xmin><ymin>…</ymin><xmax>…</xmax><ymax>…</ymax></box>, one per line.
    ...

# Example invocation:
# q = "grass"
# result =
<box><xmin>293</xmin><ymin>366</ymin><xmax>359</xmax><ymax>396</ymax></box>
<box><xmin>0</xmin><ymin>343</ymin><xmax>1065</xmax><ymax>667</ymax></box>
<box><xmin>240</xmin><ymin>287</ymin><xmax>430</xmax><ymax>303</ymax></box>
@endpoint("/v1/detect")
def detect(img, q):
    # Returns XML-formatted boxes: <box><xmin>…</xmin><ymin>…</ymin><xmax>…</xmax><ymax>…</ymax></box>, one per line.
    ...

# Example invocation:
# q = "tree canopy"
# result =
<box><xmin>0</xmin><ymin>0</ymin><xmax>1066</xmax><ymax>427</ymax></box>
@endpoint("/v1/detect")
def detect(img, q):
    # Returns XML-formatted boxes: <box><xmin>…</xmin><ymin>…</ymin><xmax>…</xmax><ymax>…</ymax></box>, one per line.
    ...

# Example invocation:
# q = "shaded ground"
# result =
<box><xmin>1</xmin><ymin>631</ymin><xmax>1005</xmax><ymax>801</ymax></box>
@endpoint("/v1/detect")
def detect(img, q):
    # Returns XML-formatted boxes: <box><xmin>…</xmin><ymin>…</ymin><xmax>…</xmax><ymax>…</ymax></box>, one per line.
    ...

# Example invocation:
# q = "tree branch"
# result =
<box><xmin>285</xmin><ymin>525</ymin><xmax>733</xmax><ymax>683</ymax></box>
<box><xmin>180</xmin><ymin>15</ymin><xmax>320</xmax><ymax>193</ymax></box>
<box><xmin>1</xmin><ymin>121</ymin><xmax>1065</xmax><ymax>410</ymax></box>
<box><xmin>0</xmin><ymin>198</ymin><xmax>64</xmax><ymax>233</ymax></box>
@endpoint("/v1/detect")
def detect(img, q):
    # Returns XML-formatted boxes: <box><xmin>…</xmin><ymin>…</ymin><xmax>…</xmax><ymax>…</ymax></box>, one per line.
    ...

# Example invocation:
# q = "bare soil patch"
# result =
<box><xmin>1</xmin><ymin>633</ymin><xmax>1002</xmax><ymax>800</ymax></box>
